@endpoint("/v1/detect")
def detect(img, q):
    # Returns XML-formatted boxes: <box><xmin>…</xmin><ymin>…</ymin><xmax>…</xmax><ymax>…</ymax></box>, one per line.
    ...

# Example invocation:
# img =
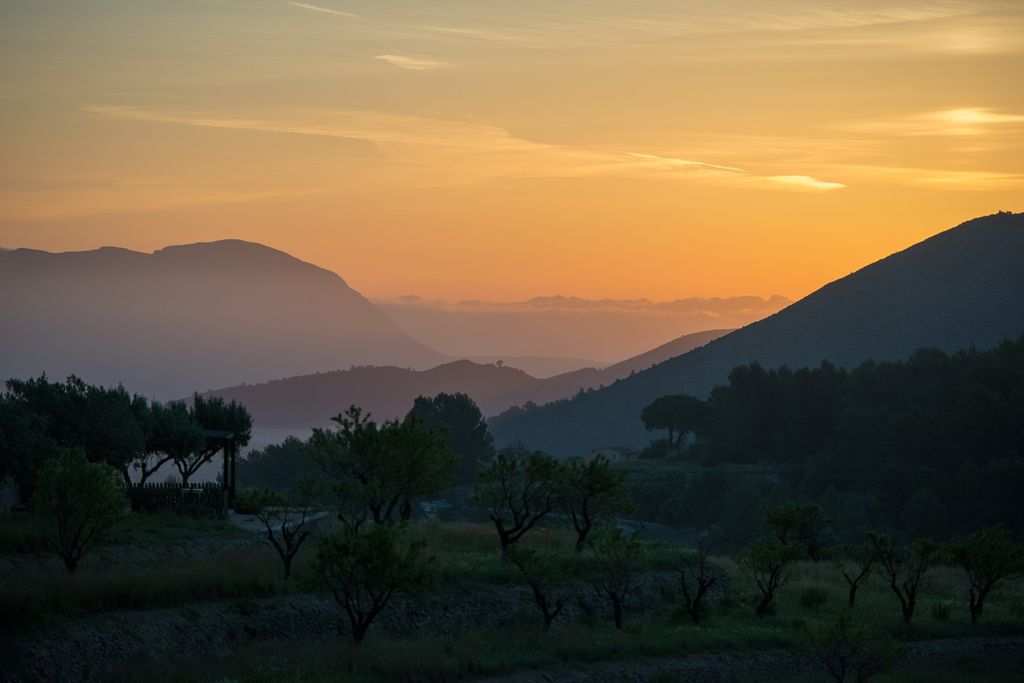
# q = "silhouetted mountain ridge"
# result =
<box><xmin>0</xmin><ymin>239</ymin><xmax>445</xmax><ymax>398</ymax></box>
<box><xmin>206</xmin><ymin>329</ymin><xmax>730</xmax><ymax>429</ymax></box>
<box><xmin>490</xmin><ymin>212</ymin><xmax>1024</xmax><ymax>456</ymax></box>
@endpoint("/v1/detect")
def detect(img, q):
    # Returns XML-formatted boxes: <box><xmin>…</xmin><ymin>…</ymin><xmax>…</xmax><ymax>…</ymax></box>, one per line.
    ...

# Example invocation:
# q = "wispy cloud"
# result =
<box><xmin>82</xmin><ymin>104</ymin><xmax>848</xmax><ymax>191</ymax></box>
<box><xmin>829</xmin><ymin>163</ymin><xmax>1024</xmax><ymax>190</ymax></box>
<box><xmin>285</xmin><ymin>2</ymin><xmax>358</xmax><ymax>18</ymax></box>
<box><xmin>389</xmin><ymin>1</ymin><xmax>999</xmax><ymax>54</ymax></box>
<box><xmin>0</xmin><ymin>178</ymin><xmax>322</xmax><ymax>221</ymax></box>
<box><xmin>374</xmin><ymin>54</ymin><xmax>449</xmax><ymax>71</ymax></box>
<box><xmin>769</xmin><ymin>175</ymin><xmax>847</xmax><ymax>190</ymax></box>
<box><xmin>627</xmin><ymin>152</ymin><xmax>845</xmax><ymax>191</ymax></box>
<box><xmin>847</xmin><ymin>107</ymin><xmax>1024</xmax><ymax>136</ymax></box>
<box><xmin>626</xmin><ymin>153</ymin><xmax>744</xmax><ymax>174</ymax></box>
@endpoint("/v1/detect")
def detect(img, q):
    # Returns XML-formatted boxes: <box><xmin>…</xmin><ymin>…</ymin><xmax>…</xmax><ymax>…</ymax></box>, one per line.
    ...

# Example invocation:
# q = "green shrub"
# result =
<box><xmin>232</xmin><ymin>488</ymin><xmax>271</xmax><ymax>515</ymax></box>
<box><xmin>800</xmin><ymin>586</ymin><xmax>829</xmax><ymax>612</ymax></box>
<box><xmin>931</xmin><ymin>601</ymin><xmax>952</xmax><ymax>622</ymax></box>
<box><xmin>31</xmin><ymin>449</ymin><xmax>127</xmax><ymax>572</ymax></box>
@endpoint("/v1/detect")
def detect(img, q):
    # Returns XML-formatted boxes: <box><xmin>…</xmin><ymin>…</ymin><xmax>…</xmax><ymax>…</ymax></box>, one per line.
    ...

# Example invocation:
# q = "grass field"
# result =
<box><xmin>5</xmin><ymin>514</ymin><xmax>1024</xmax><ymax>681</ymax></box>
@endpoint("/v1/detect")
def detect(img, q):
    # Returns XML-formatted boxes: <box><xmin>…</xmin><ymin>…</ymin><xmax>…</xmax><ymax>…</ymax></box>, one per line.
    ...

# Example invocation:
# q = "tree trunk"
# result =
<box><xmin>283</xmin><ymin>554</ymin><xmax>293</xmax><ymax>581</ymax></box>
<box><xmin>755</xmin><ymin>591</ymin><xmax>774</xmax><ymax>617</ymax></box>
<box><xmin>902</xmin><ymin>602</ymin><xmax>915</xmax><ymax>623</ymax></box>
<box><xmin>543</xmin><ymin>612</ymin><xmax>555</xmax><ymax>633</ymax></box>
<box><xmin>612</xmin><ymin>595</ymin><xmax>624</xmax><ymax>629</ymax></box>
<box><xmin>575</xmin><ymin>526</ymin><xmax>590</xmax><ymax>553</ymax></box>
<box><xmin>848</xmin><ymin>583</ymin><xmax>858</xmax><ymax>608</ymax></box>
<box><xmin>497</xmin><ymin>524</ymin><xmax>512</xmax><ymax>560</ymax></box>
<box><xmin>400</xmin><ymin>497</ymin><xmax>412</xmax><ymax>522</ymax></box>
<box><xmin>969</xmin><ymin>589</ymin><xmax>986</xmax><ymax>623</ymax></box>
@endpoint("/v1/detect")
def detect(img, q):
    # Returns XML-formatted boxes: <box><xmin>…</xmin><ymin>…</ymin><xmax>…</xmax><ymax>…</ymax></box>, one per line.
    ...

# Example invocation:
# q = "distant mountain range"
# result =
<box><xmin>206</xmin><ymin>329</ymin><xmax>730</xmax><ymax>430</ymax></box>
<box><xmin>0</xmin><ymin>240</ymin><xmax>445</xmax><ymax>398</ymax></box>
<box><xmin>375</xmin><ymin>293</ymin><xmax>788</xmax><ymax>363</ymax></box>
<box><xmin>490</xmin><ymin>212</ymin><xmax>1024</xmax><ymax>456</ymax></box>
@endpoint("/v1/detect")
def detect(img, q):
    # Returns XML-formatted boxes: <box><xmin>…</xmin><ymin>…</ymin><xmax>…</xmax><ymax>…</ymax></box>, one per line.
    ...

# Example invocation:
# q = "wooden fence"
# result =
<box><xmin>128</xmin><ymin>482</ymin><xmax>225</xmax><ymax>518</ymax></box>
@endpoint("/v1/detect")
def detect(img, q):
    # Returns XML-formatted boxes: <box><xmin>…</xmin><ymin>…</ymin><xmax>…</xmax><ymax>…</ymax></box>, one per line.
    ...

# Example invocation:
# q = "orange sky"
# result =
<box><xmin>1</xmin><ymin>1</ymin><xmax>1022</xmax><ymax>301</ymax></box>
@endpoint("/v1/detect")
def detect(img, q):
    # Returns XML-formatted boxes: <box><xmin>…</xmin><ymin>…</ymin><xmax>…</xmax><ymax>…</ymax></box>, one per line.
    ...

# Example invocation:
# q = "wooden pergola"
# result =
<box><xmin>204</xmin><ymin>428</ymin><xmax>242</xmax><ymax>504</ymax></box>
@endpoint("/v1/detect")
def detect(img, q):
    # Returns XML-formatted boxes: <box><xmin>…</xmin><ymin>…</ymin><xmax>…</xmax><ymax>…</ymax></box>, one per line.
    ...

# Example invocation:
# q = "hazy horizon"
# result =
<box><xmin>3</xmin><ymin>0</ymin><xmax>1022</xmax><ymax>303</ymax></box>
<box><xmin>0</xmin><ymin>238</ymin><xmax>790</xmax><ymax>307</ymax></box>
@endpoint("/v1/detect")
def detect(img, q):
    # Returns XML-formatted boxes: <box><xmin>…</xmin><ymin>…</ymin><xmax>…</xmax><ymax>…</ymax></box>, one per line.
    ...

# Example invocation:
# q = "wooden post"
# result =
<box><xmin>222</xmin><ymin>442</ymin><xmax>230</xmax><ymax>500</ymax></box>
<box><xmin>228</xmin><ymin>442</ymin><xmax>237</xmax><ymax>505</ymax></box>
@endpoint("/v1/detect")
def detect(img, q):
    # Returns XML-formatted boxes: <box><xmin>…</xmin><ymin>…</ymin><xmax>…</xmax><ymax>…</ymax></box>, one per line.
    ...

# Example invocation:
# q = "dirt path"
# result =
<box><xmin>466</xmin><ymin>635</ymin><xmax>1024</xmax><ymax>683</ymax></box>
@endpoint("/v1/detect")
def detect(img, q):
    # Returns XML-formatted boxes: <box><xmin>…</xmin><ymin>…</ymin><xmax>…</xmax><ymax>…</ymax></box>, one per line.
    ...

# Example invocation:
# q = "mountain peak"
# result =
<box><xmin>491</xmin><ymin>212</ymin><xmax>1024</xmax><ymax>456</ymax></box>
<box><xmin>0</xmin><ymin>239</ymin><xmax>444</xmax><ymax>398</ymax></box>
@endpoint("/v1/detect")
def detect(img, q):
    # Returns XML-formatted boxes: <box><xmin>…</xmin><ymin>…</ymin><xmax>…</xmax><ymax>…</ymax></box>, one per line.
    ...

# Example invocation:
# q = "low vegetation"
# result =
<box><xmin>3</xmin><ymin>345</ymin><xmax>1024</xmax><ymax>681</ymax></box>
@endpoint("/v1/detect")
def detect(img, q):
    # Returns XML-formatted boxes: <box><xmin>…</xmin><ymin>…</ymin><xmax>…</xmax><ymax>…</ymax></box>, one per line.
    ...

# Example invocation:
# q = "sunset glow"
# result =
<box><xmin>2</xmin><ymin>0</ymin><xmax>1022</xmax><ymax>301</ymax></box>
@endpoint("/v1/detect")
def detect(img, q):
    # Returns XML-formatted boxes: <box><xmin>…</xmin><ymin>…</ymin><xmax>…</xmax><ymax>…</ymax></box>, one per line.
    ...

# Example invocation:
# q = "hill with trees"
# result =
<box><xmin>490</xmin><ymin>212</ymin><xmax>1024</xmax><ymax>456</ymax></box>
<box><xmin>206</xmin><ymin>329</ymin><xmax>729</xmax><ymax>430</ymax></box>
<box><xmin>0</xmin><ymin>240</ymin><xmax>445</xmax><ymax>399</ymax></box>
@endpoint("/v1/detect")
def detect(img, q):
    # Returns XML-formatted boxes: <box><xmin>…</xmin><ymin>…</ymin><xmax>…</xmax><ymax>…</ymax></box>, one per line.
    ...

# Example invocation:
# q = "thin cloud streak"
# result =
<box><xmin>285</xmin><ymin>2</ymin><xmax>358</xmax><ymax>18</ymax></box>
<box><xmin>846</xmin><ymin>107</ymin><xmax>1024</xmax><ymax>136</ymax></box>
<box><xmin>81</xmin><ymin>105</ymin><xmax>846</xmax><ymax>192</ymax></box>
<box><xmin>374</xmin><ymin>54</ymin><xmax>449</xmax><ymax>71</ymax></box>
<box><xmin>627</xmin><ymin>152</ymin><xmax>845</xmax><ymax>191</ymax></box>
<box><xmin>769</xmin><ymin>175</ymin><xmax>847</xmax><ymax>190</ymax></box>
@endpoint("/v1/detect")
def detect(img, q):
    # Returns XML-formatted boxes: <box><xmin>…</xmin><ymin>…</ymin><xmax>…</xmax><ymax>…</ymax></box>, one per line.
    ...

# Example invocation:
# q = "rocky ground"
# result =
<box><xmin>0</xmin><ymin>572</ymin><xmax>682</xmax><ymax>682</ymax></box>
<box><xmin>467</xmin><ymin>636</ymin><xmax>1024</xmax><ymax>683</ymax></box>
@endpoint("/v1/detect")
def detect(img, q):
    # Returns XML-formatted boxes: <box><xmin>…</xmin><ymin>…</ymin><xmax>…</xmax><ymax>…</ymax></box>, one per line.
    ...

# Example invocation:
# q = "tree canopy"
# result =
<box><xmin>407</xmin><ymin>392</ymin><xmax>494</xmax><ymax>484</ymax></box>
<box><xmin>31</xmin><ymin>449</ymin><xmax>127</xmax><ymax>572</ymax></box>
<box><xmin>309</xmin><ymin>406</ymin><xmax>456</xmax><ymax>528</ymax></box>
<box><xmin>640</xmin><ymin>394</ymin><xmax>711</xmax><ymax>453</ymax></box>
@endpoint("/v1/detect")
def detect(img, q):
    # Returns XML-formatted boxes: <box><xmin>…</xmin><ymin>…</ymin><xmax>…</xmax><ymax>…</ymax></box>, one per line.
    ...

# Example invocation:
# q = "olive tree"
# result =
<box><xmin>816</xmin><ymin>613</ymin><xmax>905</xmax><ymax>683</ymax></box>
<box><xmin>174</xmin><ymin>394</ymin><xmax>252</xmax><ymax>487</ymax></box>
<box><xmin>507</xmin><ymin>546</ymin><xmax>574</xmax><ymax>632</ymax></box>
<box><xmin>243</xmin><ymin>482</ymin><xmax>320</xmax><ymax>581</ymax></box>
<box><xmin>561</xmin><ymin>454</ymin><xmax>633</xmax><ymax>552</ymax></box>
<box><xmin>138</xmin><ymin>400</ymin><xmax>204</xmax><ymax>486</ymax></box>
<box><xmin>948</xmin><ymin>526</ymin><xmax>1024</xmax><ymax>623</ymax></box>
<box><xmin>741</xmin><ymin>538</ymin><xmax>803</xmax><ymax>616</ymax></box>
<box><xmin>764</xmin><ymin>500</ymin><xmax>834</xmax><ymax>561</ymax></box>
<box><xmin>313</xmin><ymin>524</ymin><xmax>436</xmax><ymax>645</ymax></box>
<box><xmin>310</xmin><ymin>407</ymin><xmax>456</xmax><ymax>529</ymax></box>
<box><xmin>831</xmin><ymin>539</ymin><xmax>878</xmax><ymax>608</ymax></box>
<box><xmin>677</xmin><ymin>529</ymin><xmax>721</xmax><ymax>623</ymax></box>
<box><xmin>31</xmin><ymin>449</ymin><xmax>127</xmax><ymax>572</ymax></box>
<box><xmin>588</xmin><ymin>526</ymin><xmax>642</xmax><ymax>629</ymax></box>
<box><xmin>870</xmin><ymin>533</ymin><xmax>941</xmax><ymax>623</ymax></box>
<box><xmin>473</xmin><ymin>446</ymin><xmax>561</xmax><ymax>557</ymax></box>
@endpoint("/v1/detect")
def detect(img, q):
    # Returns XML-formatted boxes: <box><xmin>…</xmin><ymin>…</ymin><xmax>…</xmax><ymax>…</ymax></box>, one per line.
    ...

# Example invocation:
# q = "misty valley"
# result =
<box><xmin>2</xmin><ymin>213</ymin><xmax>1023</xmax><ymax>682</ymax></box>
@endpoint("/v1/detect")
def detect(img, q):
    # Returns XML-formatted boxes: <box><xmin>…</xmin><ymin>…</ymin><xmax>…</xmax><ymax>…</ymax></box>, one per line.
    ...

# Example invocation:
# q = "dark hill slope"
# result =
<box><xmin>0</xmin><ymin>240</ymin><xmax>444</xmax><ymax>398</ymax></box>
<box><xmin>207</xmin><ymin>329</ymin><xmax>730</xmax><ymax>430</ymax></box>
<box><xmin>490</xmin><ymin>212</ymin><xmax>1024</xmax><ymax>456</ymax></box>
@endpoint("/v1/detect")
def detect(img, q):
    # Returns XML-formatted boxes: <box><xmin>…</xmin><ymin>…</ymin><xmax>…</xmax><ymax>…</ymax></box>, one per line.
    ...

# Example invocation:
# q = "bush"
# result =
<box><xmin>800</xmin><ymin>586</ymin><xmax>829</xmax><ymax>612</ymax></box>
<box><xmin>31</xmin><ymin>449</ymin><xmax>127</xmax><ymax>572</ymax></box>
<box><xmin>232</xmin><ymin>487</ymin><xmax>271</xmax><ymax>515</ymax></box>
<box><xmin>931</xmin><ymin>602</ymin><xmax>952</xmax><ymax>622</ymax></box>
<box><xmin>815</xmin><ymin>613</ymin><xmax>905</xmax><ymax>682</ymax></box>
<box><xmin>639</xmin><ymin>438</ymin><xmax>674</xmax><ymax>459</ymax></box>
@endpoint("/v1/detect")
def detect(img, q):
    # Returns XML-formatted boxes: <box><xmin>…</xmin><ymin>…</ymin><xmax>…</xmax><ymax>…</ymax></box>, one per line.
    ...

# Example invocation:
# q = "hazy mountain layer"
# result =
<box><xmin>490</xmin><ymin>212</ymin><xmax>1024</xmax><ymax>456</ymax></box>
<box><xmin>376</xmin><ymin>294</ymin><xmax>788</xmax><ymax>362</ymax></box>
<box><xmin>0</xmin><ymin>240</ymin><xmax>445</xmax><ymax>398</ymax></box>
<box><xmin>207</xmin><ymin>329</ymin><xmax>730</xmax><ymax>429</ymax></box>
